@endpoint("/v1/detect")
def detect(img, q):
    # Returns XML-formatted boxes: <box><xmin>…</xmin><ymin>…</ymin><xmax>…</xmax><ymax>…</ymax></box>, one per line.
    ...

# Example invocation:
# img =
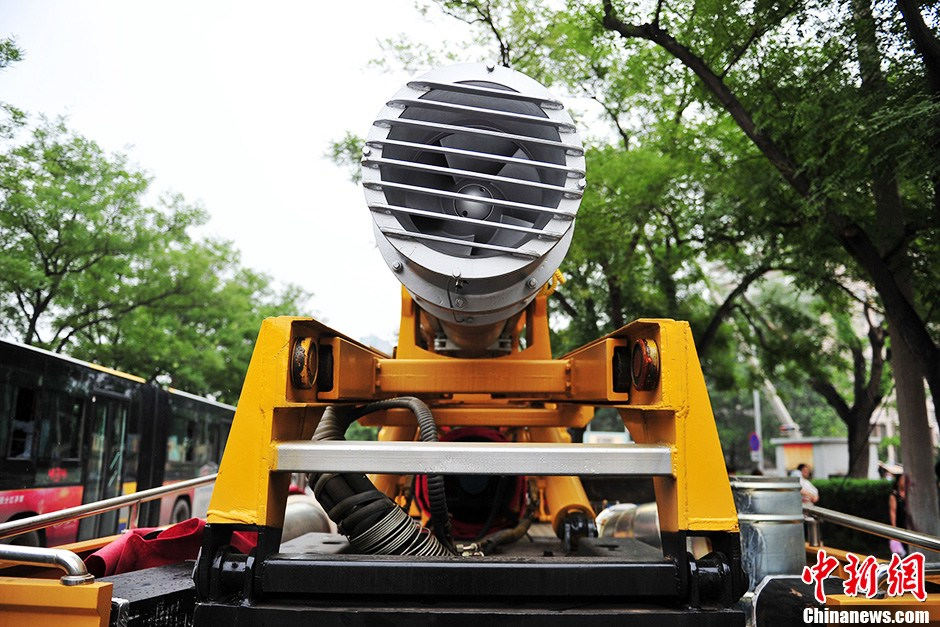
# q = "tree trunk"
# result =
<box><xmin>890</xmin><ymin>314</ymin><xmax>940</xmax><ymax>539</ymax></box>
<box><xmin>845</xmin><ymin>412</ymin><xmax>871</xmax><ymax>478</ymax></box>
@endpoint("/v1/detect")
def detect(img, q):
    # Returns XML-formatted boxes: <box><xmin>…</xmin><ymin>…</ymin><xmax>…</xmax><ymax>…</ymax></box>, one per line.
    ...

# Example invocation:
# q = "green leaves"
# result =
<box><xmin>0</xmin><ymin>118</ymin><xmax>308</xmax><ymax>403</ymax></box>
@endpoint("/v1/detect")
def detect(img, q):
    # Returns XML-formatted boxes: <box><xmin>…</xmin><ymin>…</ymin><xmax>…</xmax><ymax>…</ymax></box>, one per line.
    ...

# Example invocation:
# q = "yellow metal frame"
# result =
<box><xmin>207</xmin><ymin>289</ymin><xmax>737</xmax><ymax>540</ymax></box>
<box><xmin>0</xmin><ymin>577</ymin><xmax>112</xmax><ymax>626</ymax></box>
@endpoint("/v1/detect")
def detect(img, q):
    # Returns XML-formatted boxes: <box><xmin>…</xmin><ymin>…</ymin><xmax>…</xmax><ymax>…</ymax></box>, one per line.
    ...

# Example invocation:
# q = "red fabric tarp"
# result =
<box><xmin>84</xmin><ymin>518</ymin><xmax>257</xmax><ymax>577</ymax></box>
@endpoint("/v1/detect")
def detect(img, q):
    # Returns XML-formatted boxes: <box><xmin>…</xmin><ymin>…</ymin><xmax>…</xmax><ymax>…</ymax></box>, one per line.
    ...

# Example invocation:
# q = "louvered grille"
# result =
<box><xmin>363</xmin><ymin>63</ymin><xmax>585</xmax><ymax>330</ymax></box>
<box><xmin>364</xmin><ymin>69</ymin><xmax>584</xmax><ymax>260</ymax></box>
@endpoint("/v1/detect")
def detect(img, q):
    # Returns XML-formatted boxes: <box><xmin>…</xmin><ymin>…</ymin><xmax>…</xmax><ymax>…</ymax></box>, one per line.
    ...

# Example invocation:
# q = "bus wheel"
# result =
<box><xmin>1</xmin><ymin>529</ymin><xmax>42</xmax><ymax>547</ymax></box>
<box><xmin>171</xmin><ymin>498</ymin><xmax>191</xmax><ymax>523</ymax></box>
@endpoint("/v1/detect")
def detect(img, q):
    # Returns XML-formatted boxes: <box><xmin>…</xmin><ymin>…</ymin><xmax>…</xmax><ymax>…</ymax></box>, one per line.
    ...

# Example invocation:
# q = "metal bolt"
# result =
<box><xmin>577</xmin><ymin>177</ymin><xmax>586</xmax><ymax>190</ymax></box>
<box><xmin>362</xmin><ymin>146</ymin><xmax>372</xmax><ymax>157</ymax></box>
<box><xmin>486</xmin><ymin>63</ymin><xmax>495</xmax><ymax>72</ymax></box>
<box><xmin>392</xmin><ymin>261</ymin><xmax>403</xmax><ymax>273</ymax></box>
<box><xmin>453</xmin><ymin>296</ymin><xmax>467</xmax><ymax>309</ymax></box>
<box><xmin>526</xmin><ymin>278</ymin><xmax>538</xmax><ymax>289</ymax></box>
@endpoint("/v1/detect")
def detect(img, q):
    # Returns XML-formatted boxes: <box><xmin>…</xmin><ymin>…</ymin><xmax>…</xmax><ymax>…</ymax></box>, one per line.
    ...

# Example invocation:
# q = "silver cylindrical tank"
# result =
<box><xmin>730</xmin><ymin>476</ymin><xmax>806</xmax><ymax>590</ymax></box>
<box><xmin>596</xmin><ymin>502</ymin><xmax>661</xmax><ymax>550</ymax></box>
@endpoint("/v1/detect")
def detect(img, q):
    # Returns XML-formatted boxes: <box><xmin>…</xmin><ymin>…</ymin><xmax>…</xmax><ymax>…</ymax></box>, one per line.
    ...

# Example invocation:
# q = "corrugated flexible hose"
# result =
<box><xmin>308</xmin><ymin>397</ymin><xmax>455</xmax><ymax>555</ymax></box>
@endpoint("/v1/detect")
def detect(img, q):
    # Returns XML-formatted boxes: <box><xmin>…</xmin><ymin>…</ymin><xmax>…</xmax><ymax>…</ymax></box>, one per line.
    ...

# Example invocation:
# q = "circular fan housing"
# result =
<box><xmin>362</xmin><ymin>63</ymin><xmax>585</xmax><ymax>335</ymax></box>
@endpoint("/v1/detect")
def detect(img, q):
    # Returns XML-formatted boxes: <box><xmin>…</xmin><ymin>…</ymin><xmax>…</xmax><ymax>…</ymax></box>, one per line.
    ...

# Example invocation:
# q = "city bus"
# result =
<box><xmin>0</xmin><ymin>338</ymin><xmax>234</xmax><ymax>546</ymax></box>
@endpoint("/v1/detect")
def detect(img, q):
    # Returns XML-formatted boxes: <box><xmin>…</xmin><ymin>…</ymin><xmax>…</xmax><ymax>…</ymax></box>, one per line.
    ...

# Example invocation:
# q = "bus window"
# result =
<box><xmin>191</xmin><ymin>411</ymin><xmax>210</xmax><ymax>466</ymax></box>
<box><xmin>208</xmin><ymin>419</ymin><xmax>220</xmax><ymax>462</ymax></box>
<box><xmin>124</xmin><ymin>408</ymin><xmax>140</xmax><ymax>484</ymax></box>
<box><xmin>37</xmin><ymin>394</ymin><xmax>83</xmax><ymax>461</ymax></box>
<box><xmin>33</xmin><ymin>393</ymin><xmax>85</xmax><ymax>487</ymax></box>
<box><xmin>6</xmin><ymin>388</ymin><xmax>36</xmax><ymax>460</ymax></box>
<box><xmin>0</xmin><ymin>383</ymin><xmax>12</xmax><ymax>458</ymax></box>
<box><xmin>217</xmin><ymin>421</ymin><xmax>232</xmax><ymax>462</ymax></box>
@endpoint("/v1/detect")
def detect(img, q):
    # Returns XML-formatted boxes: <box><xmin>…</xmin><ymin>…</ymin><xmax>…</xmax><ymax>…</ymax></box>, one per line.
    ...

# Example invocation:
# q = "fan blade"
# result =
<box><xmin>439</xmin><ymin>134</ymin><xmax>518</xmax><ymax>175</ymax></box>
<box><xmin>429</xmin><ymin>231</ymin><xmax>474</xmax><ymax>257</ymax></box>
<box><xmin>487</xmin><ymin>214</ymin><xmax>532</xmax><ymax>248</ymax></box>
<box><xmin>491</xmin><ymin>150</ymin><xmax>543</xmax><ymax>212</ymax></box>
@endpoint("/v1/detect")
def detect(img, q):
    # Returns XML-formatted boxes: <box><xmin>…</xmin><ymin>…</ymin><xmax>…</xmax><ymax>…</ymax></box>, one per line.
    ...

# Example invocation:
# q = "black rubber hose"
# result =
<box><xmin>334</xmin><ymin>397</ymin><xmax>453</xmax><ymax>549</ymax></box>
<box><xmin>477</xmin><ymin>482</ymin><xmax>539</xmax><ymax>554</ymax></box>
<box><xmin>478</xmin><ymin>514</ymin><xmax>534</xmax><ymax>555</ymax></box>
<box><xmin>470</xmin><ymin>474</ymin><xmax>513</xmax><ymax>541</ymax></box>
<box><xmin>308</xmin><ymin>399</ymin><xmax>455</xmax><ymax>554</ymax></box>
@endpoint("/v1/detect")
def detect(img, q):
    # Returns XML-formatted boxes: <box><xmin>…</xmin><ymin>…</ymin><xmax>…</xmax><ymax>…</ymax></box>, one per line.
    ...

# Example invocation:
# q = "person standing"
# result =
<box><xmin>795</xmin><ymin>463</ymin><xmax>819</xmax><ymax>504</ymax></box>
<box><xmin>888</xmin><ymin>473</ymin><xmax>909</xmax><ymax>555</ymax></box>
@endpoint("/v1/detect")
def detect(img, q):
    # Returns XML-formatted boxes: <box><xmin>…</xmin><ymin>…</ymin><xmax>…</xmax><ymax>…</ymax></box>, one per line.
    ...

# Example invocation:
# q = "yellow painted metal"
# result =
<box><xmin>396</xmin><ymin>287</ymin><xmax>553</xmax><ymax>361</ymax></box>
<box><xmin>0</xmin><ymin>577</ymin><xmax>111</xmax><ymax>626</ymax></box>
<box><xmin>376</xmin><ymin>358</ymin><xmax>568</xmax><ymax>395</ymax></box>
<box><xmin>207</xmin><ymin>316</ymin><xmax>390</xmax><ymax>527</ymax></box>
<box><xmin>369</xmin><ymin>425</ymin><xmax>416</xmax><ymax>498</ymax></box>
<box><xmin>564</xmin><ymin>338</ymin><xmax>630</xmax><ymax>402</ymax></box>
<box><xmin>317</xmin><ymin>336</ymin><xmax>384</xmax><ymax>401</ymax></box>
<box><xmin>207</xmin><ymin>296</ymin><xmax>735</xmax><ymax>540</ymax></box>
<box><xmin>612</xmin><ymin>319</ymin><xmax>738</xmax><ymax>534</ymax></box>
<box><xmin>524</xmin><ymin>427</ymin><xmax>595</xmax><ymax>531</ymax></box>
<box><xmin>359</xmin><ymin>403</ymin><xmax>593</xmax><ymax>428</ymax></box>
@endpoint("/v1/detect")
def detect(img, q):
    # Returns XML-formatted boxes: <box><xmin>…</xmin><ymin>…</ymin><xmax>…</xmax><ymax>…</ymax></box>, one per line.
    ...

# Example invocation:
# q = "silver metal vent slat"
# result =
<box><xmin>363</xmin><ymin>180</ymin><xmax>576</xmax><ymax>219</ymax></box>
<box><xmin>362</xmin><ymin>157</ymin><xmax>580</xmax><ymax>197</ymax></box>
<box><xmin>369</xmin><ymin>203</ymin><xmax>563</xmax><ymax>239</ymax></box>
<box><xmin>366</xmin><ymin>138</ymin><xmax>584</xmax><ymax>178</ymax></box>
<box><xmin>380</xmin><ymin>228</ymin><xmax>541</xmax><ymax>258</ymax></box>
<box><xmin>407</xmin><ymin>80</ymin><xmax>565</xmax><ymax>110</ymax></box>
<box><xmin>374</xmin><ymin>118</ymin><xmax>584</xmax><ymax>156</ymax></box>
<box><xmin>387</xmin><ymin>98</ymin><xmax>576</xmax><ymax>133</ymax></box>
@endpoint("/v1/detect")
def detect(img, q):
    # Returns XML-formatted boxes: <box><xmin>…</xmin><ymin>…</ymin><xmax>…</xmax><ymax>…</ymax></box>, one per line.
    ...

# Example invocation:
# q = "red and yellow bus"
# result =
<box><xmin>0</xmin><ymin>338</ymin><xmax>233</xmax><ymax>546</ymax></box>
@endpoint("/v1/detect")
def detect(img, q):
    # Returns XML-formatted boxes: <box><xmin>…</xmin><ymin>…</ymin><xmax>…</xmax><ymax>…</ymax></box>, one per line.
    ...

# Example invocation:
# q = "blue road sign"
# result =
<box><xmin>748</xmin><ymin>432</ymin><xmax>760</xmax><ymax>452</ymax></box>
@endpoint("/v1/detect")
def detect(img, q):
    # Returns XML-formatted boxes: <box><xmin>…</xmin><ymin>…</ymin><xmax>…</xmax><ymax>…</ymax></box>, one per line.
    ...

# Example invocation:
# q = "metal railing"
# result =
<box><xmin>803</xmin><ymin>503</ymin><xmax>940</xmax><ymax>553</ymax></box>
<box><xmin>0</xmin><ymin>474</ymin><xmax>217</xmax><ymax>585</ymax></box>
<box><xmin>0</xmin><ymin>544</ymin><xmax>95</xmax><ymax>585</ymax></box>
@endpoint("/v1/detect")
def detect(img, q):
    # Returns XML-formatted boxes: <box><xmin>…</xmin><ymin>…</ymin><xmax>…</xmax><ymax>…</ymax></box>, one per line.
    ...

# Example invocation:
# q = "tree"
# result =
<box><xmin>0</xmin><ymin>118</ymin><xmax>308</xmax><ymax>403</ymax></box>
<box><xmin>599</xmin><ymin>0</ymin><xmax>938</xmax><ymax>534</ymax></box>
<box><xmin>740</xmin><ymin>281</ymin><xmax>889</xmax><ymax>477</ymax></box>
<box><xmin>334</xmin><ymin>0</ymin><xmax>937</xmax><ymax>524</ymax></box>
<box><xmin>0</xmin><ymin>37</ymin><xmax>25</xmax><ymax>138</ymax></box>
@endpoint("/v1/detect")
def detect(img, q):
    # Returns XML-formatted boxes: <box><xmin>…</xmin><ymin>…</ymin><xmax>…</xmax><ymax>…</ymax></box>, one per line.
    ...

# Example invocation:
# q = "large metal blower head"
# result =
<box><xmin>362</xmin><ymin>63</ymin><xmax>585</xmax><ymax>350</ymax></box>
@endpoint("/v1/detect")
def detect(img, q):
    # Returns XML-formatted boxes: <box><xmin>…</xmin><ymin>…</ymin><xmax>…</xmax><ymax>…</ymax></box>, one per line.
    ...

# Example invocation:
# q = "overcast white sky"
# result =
<box><xmin>0</xmin><ymin>0</ymin><xmax>479</xmax><ymax>348</ymax></box>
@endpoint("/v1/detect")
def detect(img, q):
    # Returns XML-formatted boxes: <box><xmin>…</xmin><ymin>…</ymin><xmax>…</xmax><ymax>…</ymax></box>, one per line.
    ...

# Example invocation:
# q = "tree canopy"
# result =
<box><xmin>334</xmin><ymin>0</ymin><xmax>939</xmax><ymax>529</ymax></box>
<box><xmin>0</xmin><ymin>118</ymin><xmax>307</xmax><ymax>403</ymax></box>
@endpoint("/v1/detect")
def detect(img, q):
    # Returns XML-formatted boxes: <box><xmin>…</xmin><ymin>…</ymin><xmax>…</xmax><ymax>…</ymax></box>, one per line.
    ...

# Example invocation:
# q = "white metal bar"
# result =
<box><xmin>388</xmin><ymin>98</ymin><xmax>576</xmax><ymax>132</ymax></box>
<box><xmin>373</xmin><ymin>118</ymin><xmax>584</xmax><ymax>156</ymax></box>
<box><xmin>362</xmin><ymin>180</ymin><xmax>576</xmax><ymax>218</ymax></box>
<box><xmin>369</xmin><ymin>203</ymin><xmax>563</xmax><ymax>239</ymax></box>
<box><xmin>0</xmin><ymin>544</ymin><xmax>94</xmax><ymax>585</ymax></box>
<box><xmin>0</xmin><ymin>474</ymin><xmax>217</xmax><ymax>541</ymax></box>
<box><xmin>407</xmin><ymin>80</ymin><xmax>564</xmax><ymax>110</ymax></box>
<box><xmin>366</xmin><ymin>138</ymin><xmax>584</xmax><ymax>178</ymax></box>
<box><xmin>275</xmin><ymin>440</ymin><xmax>674</xmax><ymax>476</ymax></box>
<box><xmin>362</xmin><ymin>156</ymin><xmax>580</xmax><ymax>196</ymax></box>
<box><xmin>804</xmin><ymin>504</ymin><xmax>940</xmax><ymax>553</ymax></box>
<box><xmin>379</xmin><ymin>228</ymin><xmax>539</xmax><ymax>258</ymax></box>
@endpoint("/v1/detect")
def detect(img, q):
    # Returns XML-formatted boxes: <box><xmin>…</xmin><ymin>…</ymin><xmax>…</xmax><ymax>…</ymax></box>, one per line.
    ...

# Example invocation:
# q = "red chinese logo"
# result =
<box><xmin>886</xmin><ymin>552</ymin><xmax>927</xmax><ymax>602</ymax></box>
<box><xmin>802</xmin><ymin>548</ymin><xmax>927</xmax><ymax>603</ymax></box>
<box><xmin>843</xmin><ymin>553</ymin><xmax>879</xmax><ymax>598</ymax></box>
<box><xmin>802</xmin><ymin>549</ymin><xmax>840</xmax><ymax>603</ymax></box>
